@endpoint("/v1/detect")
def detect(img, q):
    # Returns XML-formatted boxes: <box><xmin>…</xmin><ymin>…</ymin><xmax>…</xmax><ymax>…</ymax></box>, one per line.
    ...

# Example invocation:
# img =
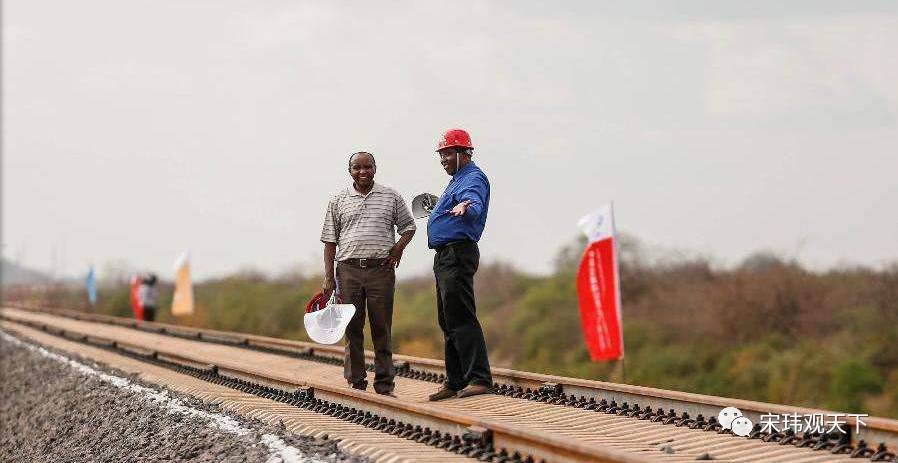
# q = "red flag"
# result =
<box><xmin>129</xmin><ymin>275</ymin><xmax>144</xmax><ymax>321</ymax></box>
<box><xmin>576</xmin><ymin>204</ymin><xmax>623</xmax><ymax>361</ymax></box>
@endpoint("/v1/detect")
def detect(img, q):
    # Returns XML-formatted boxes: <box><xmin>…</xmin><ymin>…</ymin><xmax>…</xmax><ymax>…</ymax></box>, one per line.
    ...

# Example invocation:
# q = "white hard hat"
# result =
<box><xmin>304</xmin><ymin>303</ymin><xmax>355</xmax><ymax>344</ymax></box>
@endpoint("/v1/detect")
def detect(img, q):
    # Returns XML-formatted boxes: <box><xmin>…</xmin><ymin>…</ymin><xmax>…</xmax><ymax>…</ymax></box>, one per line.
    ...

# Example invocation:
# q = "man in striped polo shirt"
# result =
<box><xmin>320</xmin><ymin>151</ymin><xmax>416</xmax><ymax>396</ymax></box>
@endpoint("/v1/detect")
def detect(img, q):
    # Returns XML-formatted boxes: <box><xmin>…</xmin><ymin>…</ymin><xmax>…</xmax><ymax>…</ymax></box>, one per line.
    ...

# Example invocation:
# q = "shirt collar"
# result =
<box><xmin>348</xmin><ymin>181</ymin><xmax>383</xmax><ymax>197</ymax></box>
<box><xmin>453</xmin><ymin>161</ymin><xmax>476</xmax><ymax>179</ymax></box>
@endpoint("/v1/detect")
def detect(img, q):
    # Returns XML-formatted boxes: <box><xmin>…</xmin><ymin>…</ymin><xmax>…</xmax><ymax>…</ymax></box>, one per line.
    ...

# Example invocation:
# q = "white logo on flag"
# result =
<box><xmin>578</xmin><ymin>203</ymin><xmax>615</xmax><ymax>243</ymax></box>
<box><xmin>587</xmin><ymin>248</ymin><xmax>611</xmax><ymax>351</ymax></box>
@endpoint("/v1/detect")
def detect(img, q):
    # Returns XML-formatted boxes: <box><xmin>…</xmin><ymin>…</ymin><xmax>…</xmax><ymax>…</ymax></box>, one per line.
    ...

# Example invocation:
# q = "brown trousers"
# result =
<box><xmin>336</xmin><ymin>262</ymin><xmax>396</xmax><ymax>394</ymax></box>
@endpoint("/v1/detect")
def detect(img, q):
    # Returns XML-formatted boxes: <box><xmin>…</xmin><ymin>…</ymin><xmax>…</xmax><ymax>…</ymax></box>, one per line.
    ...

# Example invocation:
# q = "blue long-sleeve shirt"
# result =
<box><xmin>427</xmin><ymin>162</ymin><xmax>490</xmax><ymax>249</ymax></box>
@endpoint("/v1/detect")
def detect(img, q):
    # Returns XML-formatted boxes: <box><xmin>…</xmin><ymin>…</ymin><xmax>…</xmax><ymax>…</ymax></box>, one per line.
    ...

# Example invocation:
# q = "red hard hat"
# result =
<box><xmin>305</xmin><ymin>291</ymin><xmax>343</xmax><ymax>313</ymax></box>
<box><xmin>305</xmin><ymin>292</ymin><xmax>327</xmax><ymax>313</ymax></box>
<box><xmin>437</xmin><ymin>128</ymin><xmax>474</xmax><ymax>151</ymax></box>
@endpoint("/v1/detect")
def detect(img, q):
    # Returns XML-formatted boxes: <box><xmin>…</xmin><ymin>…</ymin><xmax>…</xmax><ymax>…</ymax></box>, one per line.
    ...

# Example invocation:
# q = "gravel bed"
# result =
<box><xmin>0</xmin><ymin>331</ymin><xmax>368</xmax><ymax>463</ymax></box>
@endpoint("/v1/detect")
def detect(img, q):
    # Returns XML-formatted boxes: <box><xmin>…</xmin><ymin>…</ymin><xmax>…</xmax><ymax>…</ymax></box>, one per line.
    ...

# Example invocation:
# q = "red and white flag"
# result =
<box><xmin>129</xmin><ymin>275</ymin><xmax>144</xmax><ymax>321</ymax></box>
<box><xmin>576</xmin><ymin>203</ymin><xmax>624</xmax><ymax>361</ymax></box>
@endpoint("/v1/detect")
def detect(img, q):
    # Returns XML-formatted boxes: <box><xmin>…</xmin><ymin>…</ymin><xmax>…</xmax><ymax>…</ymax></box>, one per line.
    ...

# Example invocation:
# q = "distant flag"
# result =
<box><xmin>85</xmin><ymin>266</ymin><xmax>97</xmax><ymax>307</ymax></box>
<box><xmin>575</xmin><ymin>203</ymin><xmax>624</xmax><ymax>362</ymax></box>
<box><xmin>171</xmin><ymin>251</ymin><xmax>194</xmax><ymax>316</ymax></box>
<box><xmin>129</xmin><ymin>274</ymin><xmax>144</xmax><ymax>320</ymax></box>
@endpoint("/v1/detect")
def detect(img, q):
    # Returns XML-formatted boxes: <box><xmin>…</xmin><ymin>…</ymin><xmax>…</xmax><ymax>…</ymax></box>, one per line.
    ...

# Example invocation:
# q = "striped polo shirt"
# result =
<box><xmin>320</xmin><ymin>182</ymin><xmax>416</xmax><ymax>261</ymax></box>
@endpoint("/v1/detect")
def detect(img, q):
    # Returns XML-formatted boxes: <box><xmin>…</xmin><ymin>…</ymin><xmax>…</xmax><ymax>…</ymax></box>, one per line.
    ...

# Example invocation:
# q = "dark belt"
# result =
<box><xmin>339</xmin><ymin>258</ymin><xmax>387</xmax><ymax>268</ymax></box>
<box><xmin>435</xmin><ymin>240</ymin><xmax>474</xmax><ymax>252</ymax></box>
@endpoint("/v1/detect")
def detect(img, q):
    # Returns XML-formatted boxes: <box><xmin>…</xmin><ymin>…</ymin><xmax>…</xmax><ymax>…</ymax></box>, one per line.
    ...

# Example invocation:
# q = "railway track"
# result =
<box><xmin>2</xmin><ymin>305</ymin><xmax>897</xmax><ymax>463</ymax></box>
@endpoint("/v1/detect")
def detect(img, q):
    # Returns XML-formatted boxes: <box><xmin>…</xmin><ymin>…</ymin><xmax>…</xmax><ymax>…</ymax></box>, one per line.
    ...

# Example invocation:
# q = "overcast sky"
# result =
<box><xmin>3</xmin><ymin>1</ymin><xmax>897</xmax><ymax>280</ymax></box>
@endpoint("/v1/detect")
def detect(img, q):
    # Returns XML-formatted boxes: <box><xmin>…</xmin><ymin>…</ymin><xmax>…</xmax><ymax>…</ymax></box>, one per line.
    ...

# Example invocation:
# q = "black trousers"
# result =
<box><xmin>434</xmin><ymin>241</ymin><xmax>492</xmax><ymax>390</ymax></box>
<box><xmin>143</xmin><ymin>306</ymin><xmax>156</xmax><ymax>322</ymax></box>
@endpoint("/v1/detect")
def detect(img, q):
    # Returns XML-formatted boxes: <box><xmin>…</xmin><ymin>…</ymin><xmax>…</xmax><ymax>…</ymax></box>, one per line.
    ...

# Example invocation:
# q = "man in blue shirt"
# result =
<box><xmin>427</xmin><ymin>128</ymin><xmax>494</xmax><ymax>401</ymax></box>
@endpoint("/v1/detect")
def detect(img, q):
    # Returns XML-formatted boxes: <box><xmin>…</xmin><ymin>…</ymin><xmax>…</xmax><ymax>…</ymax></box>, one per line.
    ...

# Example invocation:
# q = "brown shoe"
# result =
<box><xmin>428</xmin><ymin>387</ymin><xmax>458</xmax><ymax>401</ymax></box>
<box><xmin>456</xmin><ymin>384</ymin><xmax>491</xmax><ymax>398</ymax></box>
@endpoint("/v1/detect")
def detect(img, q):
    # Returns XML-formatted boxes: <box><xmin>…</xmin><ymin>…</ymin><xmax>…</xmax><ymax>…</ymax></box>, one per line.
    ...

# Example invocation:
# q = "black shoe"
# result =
<box><xmin>377</xmin><ymin>391</ymin><xmax>397</xmax><ymax>398</ymax></box>
<box><xmin>349</xmin><ymin>381</ymin><xmax>367</xmax><ymax>391</ymax></box>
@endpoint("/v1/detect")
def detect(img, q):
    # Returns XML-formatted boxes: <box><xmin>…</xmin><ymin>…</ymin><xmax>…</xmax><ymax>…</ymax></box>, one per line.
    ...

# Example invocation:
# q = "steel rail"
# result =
<box><xmin>6</xmin><ymin>304</ymin><xmax>898</xmax><ymax>457</ymax></box>
<box><xmin>1</xmin><ymin>317</ymin><xmax>651</xmax><ymax>463</ymax></box>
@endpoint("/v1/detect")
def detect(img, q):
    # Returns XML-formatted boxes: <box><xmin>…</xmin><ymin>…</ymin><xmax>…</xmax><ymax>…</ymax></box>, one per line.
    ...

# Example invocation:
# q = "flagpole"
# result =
<box><xmin>612</xmin><ymin>201</ymin><xmax>626</xmax><ymax>384</ymax></box>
